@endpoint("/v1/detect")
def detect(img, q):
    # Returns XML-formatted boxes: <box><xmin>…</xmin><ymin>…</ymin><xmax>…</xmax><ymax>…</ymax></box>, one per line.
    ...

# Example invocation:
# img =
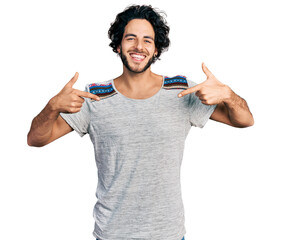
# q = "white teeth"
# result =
<box><xmin>130</xmin><ymin>54</ymin><xmax>145</xmax><ymax>60</ymax></box>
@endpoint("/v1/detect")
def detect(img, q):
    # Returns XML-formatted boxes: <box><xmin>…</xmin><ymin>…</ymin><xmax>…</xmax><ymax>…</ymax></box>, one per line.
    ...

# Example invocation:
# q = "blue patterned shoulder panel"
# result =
<box><xmin>163</xmin><ymin>75</ymin><xmax>188</xmax><ymax>90</ymax></box>
<box><xmin>88</xmin><ymin>81</ymin><xmax>117</xmax><ymax>100</ymax></box>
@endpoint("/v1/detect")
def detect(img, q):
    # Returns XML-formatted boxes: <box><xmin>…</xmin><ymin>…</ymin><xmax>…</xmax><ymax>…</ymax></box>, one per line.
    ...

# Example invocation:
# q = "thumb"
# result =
<box><xmin>202</xmin><ymin>62</ymin><xmax>213</xmax><ymax>78</ymax></box>
<box><xmin>65</xmin><ymin>72</ymin><xmax>79</xmax><ymax>88</ymax></box>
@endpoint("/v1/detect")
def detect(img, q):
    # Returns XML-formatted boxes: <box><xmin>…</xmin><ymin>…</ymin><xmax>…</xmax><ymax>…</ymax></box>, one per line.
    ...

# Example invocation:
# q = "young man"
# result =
<box><xmin>27</xmin><ymin>5</ymin><xmax>254</xmax><ymax>240</ymax></box>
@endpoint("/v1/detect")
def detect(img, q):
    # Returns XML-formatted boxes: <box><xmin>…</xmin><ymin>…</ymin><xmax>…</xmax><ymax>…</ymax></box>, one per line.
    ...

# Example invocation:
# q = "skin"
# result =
<box><xmin>114</xmin><ymin>19</ymin><xmax>163</xmax><ymax>99</ymax></box>
<box><xmin>27</xmin><ymin>73</ymin><xmax>100</xmax><ymax>147</ymax></box>
<box><xmin>27</xmin><ymin>18</ymin><xmax>254</xmax><ymax>147</ymax></box>
<box><xmin>178</xmin><ymin>63</ymin><xmax>254</xmax><ymax>127</ymax></box>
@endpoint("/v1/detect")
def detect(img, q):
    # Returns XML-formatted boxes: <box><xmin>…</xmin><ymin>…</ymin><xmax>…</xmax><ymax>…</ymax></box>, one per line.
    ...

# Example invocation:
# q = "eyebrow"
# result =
<box><xmin>124</xmin><ymin>33</ymin><xmax>154</xmax><ymax>41</ymax></box>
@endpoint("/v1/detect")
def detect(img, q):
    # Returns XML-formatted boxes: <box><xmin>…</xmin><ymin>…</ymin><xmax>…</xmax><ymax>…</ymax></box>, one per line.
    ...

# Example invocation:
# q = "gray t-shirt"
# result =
<box><xmin>60</xmin><ymin>75</ymin><xmax>216</xmax><ymax>240</ymax></box>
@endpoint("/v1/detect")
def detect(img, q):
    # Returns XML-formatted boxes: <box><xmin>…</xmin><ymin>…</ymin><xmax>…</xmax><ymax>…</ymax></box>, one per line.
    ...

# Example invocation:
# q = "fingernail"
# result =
<box><xmin>97</xmin><ymin>97</ymin><xmax>100</xmax><ymax>101</ymax></box>
<box><xmin>178</xmin><ymin>94</ymin><xmax>182</xmax><ymax>98</ymax></box>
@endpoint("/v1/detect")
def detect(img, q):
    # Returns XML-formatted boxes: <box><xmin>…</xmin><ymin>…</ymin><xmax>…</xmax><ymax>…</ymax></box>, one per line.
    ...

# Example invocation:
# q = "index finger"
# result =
<box><xmin>178</xmin><ymin>84</ymin><xmax>202</xmax><ymax>98</ymax></box>
<box><xmin>76</xmin><ymin>89</ymin><xmax>101</xmax><ymax>101</ymax></box>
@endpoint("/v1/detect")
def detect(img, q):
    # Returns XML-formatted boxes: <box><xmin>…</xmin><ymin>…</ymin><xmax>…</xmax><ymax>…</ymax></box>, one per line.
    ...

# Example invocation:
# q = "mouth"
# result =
<box><xmin>129</xmin><ymin>53</ymin><xmax>146</xmax><ymax>62</ymax></box>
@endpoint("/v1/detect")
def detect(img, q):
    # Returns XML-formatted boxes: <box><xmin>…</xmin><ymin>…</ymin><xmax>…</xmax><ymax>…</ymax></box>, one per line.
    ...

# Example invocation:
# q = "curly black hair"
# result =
<box><xmin>108</xmin><ymin>4</ymin><xmax>170</xmax><ymax>63</ymax></box>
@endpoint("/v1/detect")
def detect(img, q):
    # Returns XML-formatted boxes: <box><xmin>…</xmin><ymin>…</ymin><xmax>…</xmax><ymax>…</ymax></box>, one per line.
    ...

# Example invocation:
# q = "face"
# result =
<box><xmin>117</xmin><ymin>19</ymin><xmax>158</xmax><ymax>74</ymax></box>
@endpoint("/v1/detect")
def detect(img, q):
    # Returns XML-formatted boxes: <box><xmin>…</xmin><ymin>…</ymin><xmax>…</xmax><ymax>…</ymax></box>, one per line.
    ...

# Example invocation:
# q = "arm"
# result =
<box><xmin>178</xmin><ymin>63</ymin><xmax>254</xmax><ymax>128</ymax></box>
<box><xmin>210</xmin><ymin>89</ymin><xmax>254</xmax><ymax>128</ymax></box>
<box><xmin>27</xmin><ymin>72</ymin><xmax>100</xmax><ymax>147</ymax></box>
<box><xmin>27</xmin><ymin>100</ymin><xmax>73</xmax><ymax>147</ymax></box>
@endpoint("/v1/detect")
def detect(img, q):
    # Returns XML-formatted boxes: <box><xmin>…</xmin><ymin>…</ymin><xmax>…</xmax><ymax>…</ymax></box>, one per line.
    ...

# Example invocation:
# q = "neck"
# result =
<box><xmin>119</xmin><ymin>68</ymin><xmax>156</xmax><ymax>91</ymax></box>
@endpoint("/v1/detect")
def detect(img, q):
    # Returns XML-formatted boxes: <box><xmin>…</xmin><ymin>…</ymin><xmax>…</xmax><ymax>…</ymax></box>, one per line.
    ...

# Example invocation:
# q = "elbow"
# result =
<box><xmin>27</xmin><ymin>134</ymin><xmax>37</xmax><ymax>147</ymax></box>
<box><xmin>238</xmin><ymin>122</ymin><xmax>254</xmax><ymax>128</ymax></box>
<box><xmin>233</xmin><ymin>116</ymin><xmax>255</xmax><ymax>128</ymax></box>
<box><xmin>27</xmin><ymin>132</ymin><xmax>33</xmax><ymax>146</ymax></box>
<box><xmin>248</xmin><ymin>117</ymin><xmax>255</xmax><ymax>127</ymax></box>
<box><xmin>245</xmin><ymin>115</ymin><xmax>255</xmax><ymax>128</ymax></box>
<box><xmin>27</xmin><ymin>133</ymin><xmax>46</xmax><ymax>147</ymax></box>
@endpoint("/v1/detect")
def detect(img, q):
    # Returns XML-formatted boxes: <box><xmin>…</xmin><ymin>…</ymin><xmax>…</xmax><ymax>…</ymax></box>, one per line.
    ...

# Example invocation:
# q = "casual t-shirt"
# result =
<box><xmin>60</xmin><ymin>75</ymin><xmax>216</xmax><ymax>240</ymax></box>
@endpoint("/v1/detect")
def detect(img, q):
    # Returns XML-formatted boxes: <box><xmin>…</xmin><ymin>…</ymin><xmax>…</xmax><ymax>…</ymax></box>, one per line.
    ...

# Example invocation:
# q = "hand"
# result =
<box><xmin>178</xmin><ymin>63</ymin><xmax>233</xmax><ymax>105</ymax></box>
<box><xmin>50</xmin><ymin>72</ymin><xmax>100</xmax><ymax>113</ymax></box>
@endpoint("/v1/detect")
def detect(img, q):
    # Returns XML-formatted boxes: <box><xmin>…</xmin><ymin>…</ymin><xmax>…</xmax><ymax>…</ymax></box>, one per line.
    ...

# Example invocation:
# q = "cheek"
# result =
<box><xmin>148</xmin><ymin>44</ymin><xmax>157</xmax><ymax>54</ymax></box>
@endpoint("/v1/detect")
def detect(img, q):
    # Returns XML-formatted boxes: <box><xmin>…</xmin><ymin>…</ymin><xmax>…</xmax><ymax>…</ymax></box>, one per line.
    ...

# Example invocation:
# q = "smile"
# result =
<box><xmin>129</xmin><ymin>53</ymin><xmax>146</xmax><ymax>62</ymax></box>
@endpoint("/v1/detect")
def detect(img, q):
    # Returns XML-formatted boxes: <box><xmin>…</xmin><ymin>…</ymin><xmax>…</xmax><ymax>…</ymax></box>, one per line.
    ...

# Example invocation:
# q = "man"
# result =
<box><xmin>27</xmin><ymin>4</ymin><xmax>254</xmax><ymax>240</ymax></box>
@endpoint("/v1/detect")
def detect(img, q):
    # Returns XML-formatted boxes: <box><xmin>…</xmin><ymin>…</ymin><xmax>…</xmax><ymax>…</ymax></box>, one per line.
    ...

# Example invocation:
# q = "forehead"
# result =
<box><xmin>123</xmin><ymin>19</ymin><xmax>155</xmax><ymax>37</ymax></box>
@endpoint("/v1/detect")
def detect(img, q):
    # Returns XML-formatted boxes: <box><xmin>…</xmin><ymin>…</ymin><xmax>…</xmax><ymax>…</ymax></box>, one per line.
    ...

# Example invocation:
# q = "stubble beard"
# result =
<box><xmin>119</xmin><ymin>47</ymin><xmax>156</xmax><ymax>74</ymax></box>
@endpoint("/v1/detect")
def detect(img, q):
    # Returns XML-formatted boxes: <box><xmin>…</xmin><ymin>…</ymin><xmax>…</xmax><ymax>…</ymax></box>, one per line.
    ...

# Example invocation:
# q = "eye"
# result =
<box><xmin>145</xmin><ymin>40</ymin><xmax>151</xmax><ymax>43</ymax></box>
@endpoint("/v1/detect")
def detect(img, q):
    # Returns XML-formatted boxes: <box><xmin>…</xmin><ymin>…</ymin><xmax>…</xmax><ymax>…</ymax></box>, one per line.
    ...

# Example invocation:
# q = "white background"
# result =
<box><xmin>1</xmin><ymin>0</ymin><xmax>280</xmax><ymax>239</ymax></box>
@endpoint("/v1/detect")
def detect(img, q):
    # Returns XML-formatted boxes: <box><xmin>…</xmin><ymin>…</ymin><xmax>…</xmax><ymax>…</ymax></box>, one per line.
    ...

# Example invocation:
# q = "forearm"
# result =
<box><xmin>223</xmin><ymin>87</ymin><xmax>254</xmax><ymax>128</ymax></box>
<box><xmin>27</xmin><ymin>98</ymin><xmax>60</xmax><ymax>147</ymax></box>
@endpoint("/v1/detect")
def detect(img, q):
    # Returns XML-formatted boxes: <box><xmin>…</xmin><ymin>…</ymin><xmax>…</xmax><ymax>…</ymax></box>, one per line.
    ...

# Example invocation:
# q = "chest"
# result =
<box><xmin>89</xmin><ymin>93</ymin><xmax>188</xmax><ymax>146</ymax></box>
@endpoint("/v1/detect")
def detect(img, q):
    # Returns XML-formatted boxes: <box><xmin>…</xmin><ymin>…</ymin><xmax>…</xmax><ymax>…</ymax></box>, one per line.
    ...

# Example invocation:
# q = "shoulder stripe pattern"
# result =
<box><xmin>163</xmin><ymin>75</ymin><xmax>188</xmax><ymax>90</ymax></box>
<box><xmin>88</xmin><ymin>82</ymin><xmax>117</xmax><ymax>100</ymax></box>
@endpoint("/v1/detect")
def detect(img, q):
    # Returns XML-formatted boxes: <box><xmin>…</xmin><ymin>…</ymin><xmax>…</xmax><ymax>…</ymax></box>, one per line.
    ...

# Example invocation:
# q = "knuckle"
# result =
<box><xmin>71</xmin><ymin>95</ymin><xmax>78</xmax><ymax>101</ymax></box>
<box><xmin>86</xmin><ymin>93</ymin><xmax>92</xmax><ymax>98</ymax></box>
<box><xmin>70</xmin><ymin>107</ymin><xmax>80</xmax><ymax>113</ymax></box>
<box><xmin>201</xmin><ymin>86</ymin><xmax>207</xmax><ymax>92</ymax></box>
<box><xmin>204</xmin><ymin>99</ymin><xmax>211</xmax><ymax>105</ymax></box>
<box><xmin>201</xmin><ymin>96</ymin><xmax>207</xmax><ymax>101</ymax></box>
<box><xmin>71</xmin><ymin>89</ymin><xmax>79</xmax><ymax>96</ymax></box>
<box><xmin>68</xmin><ymin>107</ymin><xmax>75</xmax><ymax>112</ymax></box>
<box><xmin>70</xmin><ymin>102</ymin><xmax>76</xmax><ymax>107</ymax></box>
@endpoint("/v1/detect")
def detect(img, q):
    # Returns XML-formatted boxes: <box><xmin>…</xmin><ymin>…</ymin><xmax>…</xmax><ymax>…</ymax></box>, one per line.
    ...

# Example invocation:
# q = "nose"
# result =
<box><xmin>135</xmin><ymin>39</ymin><xmax>144</xmax><ymax>51</ymax></box>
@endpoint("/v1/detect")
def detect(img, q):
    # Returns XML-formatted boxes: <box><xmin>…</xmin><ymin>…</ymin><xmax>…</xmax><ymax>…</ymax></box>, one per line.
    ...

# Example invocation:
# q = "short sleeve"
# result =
<box><xmin>186</xmin><ymin>79</ymin><xmax>217</xmax><ymax>128</ymax></box>
<box><xmin>59</xmin><ymin>86</ymin><xmax>91</xmax><ymax>137</ymax></box>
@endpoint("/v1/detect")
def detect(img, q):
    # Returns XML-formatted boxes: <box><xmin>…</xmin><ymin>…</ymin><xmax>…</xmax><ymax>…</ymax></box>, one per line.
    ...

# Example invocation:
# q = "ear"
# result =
<box><xmin>117</xmin><ymin>45</ymin><xmax>121</xmax><ymax>54</ymax></box>
<box><xmin>154</xmin><ymin>49</ymin><xmax>158</xmax><ymax>57</ymax></box>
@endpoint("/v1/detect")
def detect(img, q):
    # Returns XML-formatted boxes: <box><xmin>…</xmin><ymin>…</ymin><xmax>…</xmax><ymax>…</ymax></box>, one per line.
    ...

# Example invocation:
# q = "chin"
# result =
<box><xmin>127</xmin><ymin>67</ymin><xmax>148</xmax><ymax>74</ymax></box>
<box><xmin>120</xmin><ymin>51</ymin><xmax>154</xmax><ymax>74</ymax></box>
